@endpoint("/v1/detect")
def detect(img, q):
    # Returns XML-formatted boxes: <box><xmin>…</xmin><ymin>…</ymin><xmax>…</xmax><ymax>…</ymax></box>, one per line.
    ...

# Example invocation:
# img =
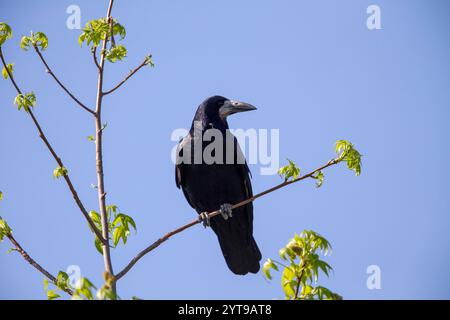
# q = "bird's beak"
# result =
<box><xmin>219</xmin><ymin>99</ymin><xmax>257</xmax><ymax>118</ymax></box>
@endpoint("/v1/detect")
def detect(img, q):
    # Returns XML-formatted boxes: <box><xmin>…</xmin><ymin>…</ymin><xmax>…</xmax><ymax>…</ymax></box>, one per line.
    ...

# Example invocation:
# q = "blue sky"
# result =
<box><xmin>1</xmin><ymin>0</ymin><xmax>449</xmax><ymax>299</ymax></box>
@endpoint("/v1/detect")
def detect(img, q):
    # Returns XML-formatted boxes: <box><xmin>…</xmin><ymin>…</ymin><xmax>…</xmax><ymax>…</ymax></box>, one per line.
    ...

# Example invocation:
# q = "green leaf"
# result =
<box><xmin>96</xmin><ymin>286</ymin><xmax>116</xmax><ymax>300</ymax></box>
<box><xmin>54</xmin><ymin>271</ymin><xmax>71</xmax><ymax>291</ymax></box>
<box><xmin>78</xmin><ymin>18</ymin><xmax>109</xmax><ymax>48</ymax></box>
<box><xmin>105</xmin><ymin>44</ymin><xmax>127</xmax><ymax>63</ymax></box>
<box><xmin>87</xmin><ymin>135</ymin><xmax>95</xmax><ymax>141</ymax></box>
<box><xmin>20</xmin><ymin>36</ymin><xmax>32</xmax><ymax>50</ymax></box>
<box><xmin>106</xmin><ymin>204</ymin><xmax>118</xmax><ymax>214</ymax></box>
<box><xmin>335</xmin><ymin>140</ymin><xmax>362</xmax><ymax>176</ymax></box>
<box><xmin>78</xmin><ymin>18</ymin><xmax>126</xmax><ymax>49</ymax></box>
<box><xmin>43</xmin><ymin>278</ymin><xmax>49</xmax><ymax>291</ymax></box>
<box><xmin>2</xmin><ymin>63</ymin><xmax>14</xmax><ymax>79</ymax></box>
<box><xmin>312</xmin><ymin>171</ymin><xmax>324</xmax><ymax>188</ymax></box>
<box><xmin>113</xmin><ymin>213</ymin><xmax>137</xmax><ymax>232</ymax></box>
<box><xmin>144</xmin><ymin>54</ymin><xmax>155</xmax><ymax>67</ymax></box>
<box><xmin>53</xmin><ymin>166</ymin><xmax>68</xmax><ymax>179</ymax></box>
<box><xmin>112</xmin><ymin>21</ymin><xmax>126</xmax><ymax>40</ymax></box>
<box><xmin>73</xmin><ymin>277</ymin><xmax>96</xmax><ymax>300</ymax></box>
<box><xmin>113</xmin><ymin>227</ymin><xmax>122</xmax><ymax>247</ymax></box>
<box><xmin>19</xmin><ymin>31</ymin><xmax>48</xmax><ymax>51</ymax></box>
<box><xmin>265</xmin><ymin>230</ymin><xmax>339</xmax><ymax>300</ymax></box>
<box><xmin>277</xmin><ymin>159</ymin><xmax>300</xmax><ymax>182</ymax></box>
<box><xmin>0</xmin><ymin>218</ymin><xmax>12</xmax><ymax>241</ymax></box>
<box><xmin>281</xmin><ymin>267</ymin><xmax>296</xmax><ymax>299</ymax></box>
<box><xmin>34</xmin><ymin>32</ymin><xmax>48</xmax><ymax>50</ymax></box>
<box><xmin>94</xmin><ymin>236</ymin><xmax>103</xmax><ymax>254</ymax></box>
<box><xmin>0</xmin><ymin>23</ymin><xmax>12</xmax><ymax>46</ymax></box>
<box><xmin>262</xmin><ymin>259</ymin><xmax>278</xmax><ymax>280</ymax></box>
<box><xmin>89</xmin><ymin>210</ymin><xmax>101</xmax><ymax>226</ymax></box>
<box><xmin>14</xmin><ymin>92</ymin><xmax>36</xmax><ymax>112</ymax></box>
<box><xmin>0</xmin><ymin>191</ymin><xmax>3</xmax><ymax>201</ymax></box>
<box><xmin>47</xmin><ymin>290</ymin><xmax>61</xmax><ymax>300</ymax></box>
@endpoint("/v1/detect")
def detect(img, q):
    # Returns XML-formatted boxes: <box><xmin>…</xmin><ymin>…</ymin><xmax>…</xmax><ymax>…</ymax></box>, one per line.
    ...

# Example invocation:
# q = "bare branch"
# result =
<box><xmin>5</xmin><ymin>232</ymin><xmax>73</xmax><ymax>296</ymax></box>
<box><xmin>32</xmin><ymin>45</ymin><xmax>96</xmax><ymax>115</ymax></box>
<box><xmin>103</xmin><ymin>57</ymin><xmax>149</xmax><ymax>95</ymax></box>
<box><xmin>115</xmin><ymin>158</ymin><xmax>340</xmax><ymax>280</ymax></box>
<box><xmin>0</xmin><ymin>47</ymin><xmax>106</xmax><ymax>245</ymax></box>
<box><xmin>92</xmin><ymin>46</ymin><xmax>101</xmax><ymax>71</ymax></box>
<box><xmin>93</xmin><ymin>0</ymin><xmax>116</xmax><ymax>294</ymax></box>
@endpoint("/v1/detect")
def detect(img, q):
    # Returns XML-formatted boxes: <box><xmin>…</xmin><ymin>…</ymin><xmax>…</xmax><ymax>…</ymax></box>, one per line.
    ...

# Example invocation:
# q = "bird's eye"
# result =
<box><xmin>217</xmin><ymin>100</ymin><xmax>225</xmax><ymax>107</ymax></box>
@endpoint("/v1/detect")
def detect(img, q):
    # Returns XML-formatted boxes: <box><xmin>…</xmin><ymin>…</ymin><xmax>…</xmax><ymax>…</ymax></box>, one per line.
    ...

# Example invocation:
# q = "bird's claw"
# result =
<box><xmin>198</xmin><ymin>212</ymin><xmax>210</xmax><ymax>228</ymax></box>
<box><xmin>220</xmin><ymin>203</ymin><xmax>233</xmax><ymax>220</ymax></box>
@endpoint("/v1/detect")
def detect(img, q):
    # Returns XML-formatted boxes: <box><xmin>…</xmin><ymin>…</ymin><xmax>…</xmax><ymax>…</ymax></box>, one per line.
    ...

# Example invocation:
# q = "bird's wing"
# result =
<box><xmin>235</xmin><ymin>137</ymin><xmax>253</xmax><ymax>199</ymax></box>
<box><xmin>175</xmin><ymin>135</ymin><xmax>196</xmax><ymax>209</ymax></box>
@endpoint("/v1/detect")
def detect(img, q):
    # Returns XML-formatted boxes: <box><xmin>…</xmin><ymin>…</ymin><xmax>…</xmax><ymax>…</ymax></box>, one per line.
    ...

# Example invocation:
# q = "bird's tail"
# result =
<box><xmin>211</xmin><ymin>214</ymin><xmax>262</xmax><ymax>275</ymax></box>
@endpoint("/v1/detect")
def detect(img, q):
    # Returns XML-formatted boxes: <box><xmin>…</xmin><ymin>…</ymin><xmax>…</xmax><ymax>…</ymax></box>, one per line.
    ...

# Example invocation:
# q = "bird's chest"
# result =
<box><xmin>183</xmin><ymin>163</ymin><xmax>243</xmax><ymax>210</ymax></box>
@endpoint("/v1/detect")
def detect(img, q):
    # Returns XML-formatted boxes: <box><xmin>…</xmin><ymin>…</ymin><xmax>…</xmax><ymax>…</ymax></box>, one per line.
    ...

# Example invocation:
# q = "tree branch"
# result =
<box><xmin>92</xmin><ymin>47</ymin><xmax>101</xmax><ymax>71</ymax></box>
<box><xmin>294</xmin><ymin>260</ymin><xmax>306</xmax><ymax>300</ymax></box>
<box><xmin>5</xmin><ymin>232</ymin><xmax>73</xmax><ymax>296</ymax></box>
<box><xmin>93</xmin><ymin>0</ymin><xmax>116</xmax><ymax>294</ymax></box>
<box><xmin>0</xmin><ymin>47</ymin><xmax>106</xmax><ymax>245</ymax></box>
<box><xmin>115</xmin><ymin>158</ymin><xmax>340</xmax><ymax>280</ymax></box>
<box><xmin>103</xmin><ymin>57</ymin><xmax>149</xmax><ymax>95</ymax></box>
<box><xmin>32</xmin><ymin>45</ymin><xmax>96</xmax><ymax>115</ymax></box>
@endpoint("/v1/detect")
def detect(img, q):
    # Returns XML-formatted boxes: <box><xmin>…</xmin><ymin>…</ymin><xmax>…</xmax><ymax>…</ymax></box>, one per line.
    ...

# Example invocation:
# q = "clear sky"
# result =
<box><xmin>1</xmin><ymin>0</ymin><xmax>449</xmax><ymax>299</ymax></box>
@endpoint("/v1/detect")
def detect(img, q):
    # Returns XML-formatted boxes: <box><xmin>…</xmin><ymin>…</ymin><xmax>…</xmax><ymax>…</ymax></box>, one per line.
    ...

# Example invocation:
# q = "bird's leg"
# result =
<box><xmin>220</xmin><ymin>203</ymin><xmax>233</xmax><ymax>220</ymax></box>
<box><xmin>198</xmin><ymin>212</ymin><xmax>210</xmax><ymax>228</ymax></box>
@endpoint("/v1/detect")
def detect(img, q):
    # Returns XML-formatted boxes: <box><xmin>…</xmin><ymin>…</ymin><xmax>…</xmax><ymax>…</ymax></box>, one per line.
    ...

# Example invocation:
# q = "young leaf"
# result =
<box><xmin>0</xmin><ymin>218</ymin><xmax>12</xmax><ymax>241</ymax></box>
<box><xmin>20</xmin><ymin>36</ymin><xmax>32</xmax><ymax>50</ymax></box>
<box><xmin>105</xmin><ymin>44</ymin><xmax>127</xmax><ymax>63</ymax></box>
<box><xmin>281</xmin><ymin>267</ymin><xmax>296</xmax><ymax>298</ymax></box>
<box><xmin>34</xmin><ymin>32</ymin><xmax>48</xmax><ymax>50</ymax></box>
<box><xmin>94</xmin><ymin>236</ymin><xmax>103</xmax><ymax>255</ymax></box>
<box><xmin>53</xmin><ymin>166</ymin><xmax>68</xmax><ymax>179</ymax></box>
<box><xmin>0</xmin><ymin>23</ymin><xmax>12</xmax><ymax>46</ymax></box>
<box><xmin>78</xmin><ymin>18</ymin><xmax>125</xmax><ymax>49</ymax></box>
<box><xmin>73</xmin><ymin>277</ymin><xmax>96</xmax><ymax>300</ymax></box>
<box><xmin>262</xmin><ymin>259</ymin><xmax>278</xmax><ymax>280</ymax></box>
<box><xmin>47</xmin><ymin>290</ymin><xmax>61</xmax><ymax>300</ymax></box>
<box><xmin>56</xmin><ymin>271</ymin><xmax>70</xmax><ymax>291</ymax></box>
<box><xmin>277</xmin><ymin>159</ymin><xmax>300</xmax><ymax>182</ymax></box>
<box><xmin>264</xmin><ymin>230</ymin><xmax>340</xmax><ymax>300</ymax></box>
<box><xmin>2</xmin><ymin>63</ymin><xmax>14</xmax><ymax>79</ymax></box>
<box><xmin>14</xmin><ymin>92</ymin><xmax>36</xmax><ymax>112</ymax></box>
<box><xmin>96</xmin><ymin>287</ymin><xmax>115</xmax><ymax>300</ymax></box>
<box><xmin>312</xmin><ymin>171</ymin><xmax>324</xmax><ymax>188</ymax></box>
<box><xmin>335</xmin><ymin>140</ymin><xmax>362</xmax><ymax>176</ymax></box>
<box><xmin>43</xmin><ymin>278</ymin><xmax>49</xmax><ymax>291</ymax></box>
<box><xmin>144</xmin><ymin>54</ymin><xmax>155</xmax><ymax>67</ymax></box>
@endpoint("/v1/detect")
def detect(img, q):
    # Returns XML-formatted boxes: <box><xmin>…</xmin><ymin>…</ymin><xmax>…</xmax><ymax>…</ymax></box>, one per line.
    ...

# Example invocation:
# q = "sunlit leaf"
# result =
<box><xmin>0</xmin><ymin>23</ymin><xmax>12</xmax><ymax>46</ymax></box>
<box><xmin>2</xmin><ymin>63</ymin><xmax>14</xmax><ymax>79</ymax></box>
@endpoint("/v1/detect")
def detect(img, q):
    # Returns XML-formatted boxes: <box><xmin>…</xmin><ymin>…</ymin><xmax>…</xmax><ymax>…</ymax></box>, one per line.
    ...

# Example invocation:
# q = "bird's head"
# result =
<box><xmin>193</xmin><ymin>95</ymin><xmax>257</xmax><ymax>131</ymax></box>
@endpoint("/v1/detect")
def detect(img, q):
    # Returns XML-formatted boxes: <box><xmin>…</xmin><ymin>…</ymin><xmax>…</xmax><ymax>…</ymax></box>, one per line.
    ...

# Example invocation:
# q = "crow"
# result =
<box><xmin>175</xmin><ymin>95</ymin><xmax>262</xmax><ymax>275</ymax></box>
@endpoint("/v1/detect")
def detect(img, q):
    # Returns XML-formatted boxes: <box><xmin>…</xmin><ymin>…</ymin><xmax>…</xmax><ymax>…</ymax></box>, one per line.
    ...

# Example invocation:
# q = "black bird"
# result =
<box><xmin>175</xmin><ymin>95</ymin><xmax>262</xmax><ymax>275</ymax></box>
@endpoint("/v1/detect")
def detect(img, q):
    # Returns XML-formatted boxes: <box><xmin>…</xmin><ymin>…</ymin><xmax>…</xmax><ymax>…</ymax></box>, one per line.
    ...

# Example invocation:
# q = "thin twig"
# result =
<box><xmin>0</xmin><ymin>47</ymin><xmax>106</xmax><ymax>245</ymax></box>
<box><xmin>103</xmin><ymin>58</ymin><xmax>149</xmax><ymax>95</ymax></box>
<box><xmin>92</xmin><ymin>47</ymin><xmax>101</xmax><ymax>71</ymax></box>
<box><xmin>6</xmin><ymin>232</ymin><xmax>74</xmax><ymax>296</ymax></box>
<box><xmin>32</xmin><ymin>45</ymin><xmax>96</xmax><ymax>115</ymax></box>
<box><xmin>94</xmin><ymin>0</ymin><xmax>116</xmax><ymax>294</ymax></box>
<box><xmin>115</xmin><ymin>158</ymin><xmax>340</xmax><ymax>280</ymax></box>
<box><xmin>294</xmin><ymin>260</ymin><xmax>306</xmax><ymax>300</ymax></box>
